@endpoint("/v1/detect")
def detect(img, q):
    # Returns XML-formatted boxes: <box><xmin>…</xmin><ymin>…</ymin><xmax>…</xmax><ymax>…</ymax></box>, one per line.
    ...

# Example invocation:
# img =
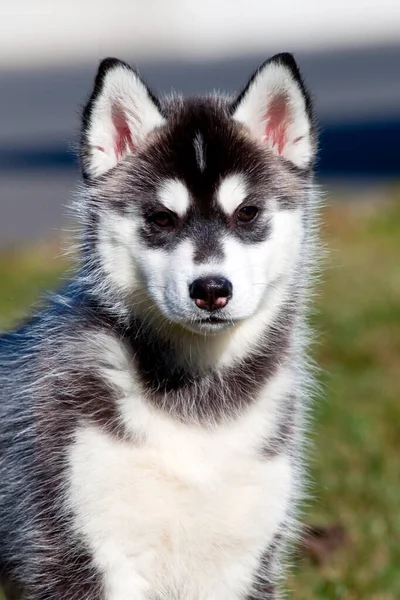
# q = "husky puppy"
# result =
<box><xmin>0</xmin><ymin>54</ymin><xmax>318</xmax><ymax>599</ymax></box>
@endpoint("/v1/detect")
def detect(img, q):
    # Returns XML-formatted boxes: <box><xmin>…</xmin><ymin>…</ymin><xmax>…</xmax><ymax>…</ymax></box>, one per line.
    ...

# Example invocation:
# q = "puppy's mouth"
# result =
<box><xmin>197</xmin><ymin>315</ymin><xmax>230</xmax><ymax>324</ymax></box>
<box><xmin>191</xmin><ymin>314</ymin><xmax>236</xmax><ymax>331</ymax></box>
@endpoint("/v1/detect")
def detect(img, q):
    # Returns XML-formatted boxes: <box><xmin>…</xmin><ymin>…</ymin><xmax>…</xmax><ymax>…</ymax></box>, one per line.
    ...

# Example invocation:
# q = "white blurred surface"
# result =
<box><xmin>1</xmin><ymin>0</ymin><xmax>400</xmax><ymax>69</ymax></box>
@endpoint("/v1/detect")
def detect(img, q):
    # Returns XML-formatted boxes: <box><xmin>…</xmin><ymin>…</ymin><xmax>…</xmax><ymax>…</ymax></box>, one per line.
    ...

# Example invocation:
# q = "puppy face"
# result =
<box><xmin>80</xmin><ymin>56</ymin><xmax>316</xmax><ymax>333</ymax></box>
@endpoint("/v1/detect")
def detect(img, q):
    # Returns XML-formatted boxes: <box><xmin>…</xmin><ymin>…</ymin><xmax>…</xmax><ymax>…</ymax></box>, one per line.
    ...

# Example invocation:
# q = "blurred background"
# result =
<box><xmin>1</xmin><ymin>1</ymin><xmax>399</xmax><ymax>598</ymax></box>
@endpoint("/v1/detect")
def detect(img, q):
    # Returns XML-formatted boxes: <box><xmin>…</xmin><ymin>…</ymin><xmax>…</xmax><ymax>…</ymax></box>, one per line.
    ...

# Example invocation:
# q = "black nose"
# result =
<box><xmin>189</xmin><ymin>277</ymin><xmax>233</xmax><ymax>311</ymax></box>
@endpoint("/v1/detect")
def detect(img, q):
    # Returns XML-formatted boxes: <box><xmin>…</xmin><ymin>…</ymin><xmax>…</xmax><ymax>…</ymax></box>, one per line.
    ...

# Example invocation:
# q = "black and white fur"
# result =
<box><xmin>0</xmin><ymin>54</ymin><xmax>319</xmax><ymax>599</ymax></box>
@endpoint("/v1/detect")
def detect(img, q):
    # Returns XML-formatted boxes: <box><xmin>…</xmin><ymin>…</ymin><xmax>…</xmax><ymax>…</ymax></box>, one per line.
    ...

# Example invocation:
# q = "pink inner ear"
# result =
<box><xmin>262</xmin><ymin>93</ymin><xmax>290</xmax><ymax>154</ymax></box>
<box><xmin>112</xmin><ymin>105</ymin><xmax>136</xmax><ymax>159</ymax></box>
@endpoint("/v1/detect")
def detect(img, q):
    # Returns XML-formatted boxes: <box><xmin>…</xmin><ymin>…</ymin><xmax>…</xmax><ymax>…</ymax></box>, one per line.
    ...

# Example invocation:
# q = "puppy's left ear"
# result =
<box><xmin>232</xmin><ymin>53</ymin><xmax>316</xmax><ymax>169</ymax></box>
<box><xmin>80</xmin><ymin>58</ymin><xmax>165</xmax><ymax>179</ymax></box>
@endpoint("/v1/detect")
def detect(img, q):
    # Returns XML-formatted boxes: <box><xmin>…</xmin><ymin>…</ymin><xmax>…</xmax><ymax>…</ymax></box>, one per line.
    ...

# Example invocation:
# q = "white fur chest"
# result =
<box><xmin>67</xmin><ymin>371</ymin><xmax>294</xmax><ymax>600</ymax></box>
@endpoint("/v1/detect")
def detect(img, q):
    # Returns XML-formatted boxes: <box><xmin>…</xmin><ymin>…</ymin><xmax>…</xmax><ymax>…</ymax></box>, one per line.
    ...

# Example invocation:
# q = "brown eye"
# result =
<box><xmin>148</xmin><ymin>211</ymin><xmax>175</xmax><ymax>230</ymax></box>
<box><xmin>237</xmin><ymin>206</ymin><xmax>258</xmax><ymax>223</ymax></box>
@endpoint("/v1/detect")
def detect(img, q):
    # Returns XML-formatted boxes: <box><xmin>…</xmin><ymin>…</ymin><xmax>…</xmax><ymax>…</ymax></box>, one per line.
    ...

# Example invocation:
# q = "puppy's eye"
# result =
<box><xmin>237</xmin><ymin>206</ymin><xmax>258</xmax><ymax>223</ymax></box>
<box><xmin>148</xmin><ymin>211</ymin><xmax>175</xmax><ymax>230</ymax></box>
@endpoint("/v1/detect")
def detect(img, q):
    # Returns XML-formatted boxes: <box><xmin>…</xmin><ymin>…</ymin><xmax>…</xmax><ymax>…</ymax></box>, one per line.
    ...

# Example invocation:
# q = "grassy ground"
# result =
<box><xmin>0</xmin><ymin>193</ymin><xmax>399</xmax><ymax>599</ymax></box>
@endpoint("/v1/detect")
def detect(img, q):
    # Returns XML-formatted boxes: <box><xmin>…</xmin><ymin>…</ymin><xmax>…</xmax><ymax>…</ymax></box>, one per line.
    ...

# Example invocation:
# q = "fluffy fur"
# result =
<box><xmin>0</xmin><ymin>53</ymin><xmax>319</xmax><ymax>599</ymax></box>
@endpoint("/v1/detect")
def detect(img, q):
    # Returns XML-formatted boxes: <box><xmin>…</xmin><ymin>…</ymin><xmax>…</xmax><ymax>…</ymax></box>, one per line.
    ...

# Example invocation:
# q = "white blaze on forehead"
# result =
<box><xmin>217</xmin><ymin>174</ymin><xmax>247</xmax><ymax>215</ymax></box>
<box><xmin>157</xmin><ymin>179</ymin><xmax>190</xmax><ymax>216</ymax></box>
<box><xmin>193</xmin><ymin>132</ymin><xmax>206</xmax><ymax>172</ymax></box>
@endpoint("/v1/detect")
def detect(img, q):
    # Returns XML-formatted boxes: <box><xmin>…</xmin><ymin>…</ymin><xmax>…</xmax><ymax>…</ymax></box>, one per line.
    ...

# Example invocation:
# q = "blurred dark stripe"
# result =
<box><xmin>0</xmin><ymin>120</ymin><xmax>399</xmax><ymax>177</ymax></box>
<box><xmin>318</xmin><ymin>120</ymin><xmax>400</xmax><ymax>177</ymax></box>
<box><xmin>0</xmin><ymin>146</ymin><xmax>77</xmax><ymax>171</ymax></box>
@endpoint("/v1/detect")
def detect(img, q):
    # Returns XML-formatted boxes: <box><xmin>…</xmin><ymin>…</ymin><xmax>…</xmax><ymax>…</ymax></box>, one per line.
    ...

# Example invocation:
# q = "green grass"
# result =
<box><xmin>287</xmin><ymin>196</ymin><xmax>400</xmax><ymax>599</ymax></box>
<box><xmin>1</xmin><ymin>195</ymin><xmax>399</xmax><ymax>599</ymax></box>
<box><xmin>0</xmin><ymin>239</ymin><xmax>68</xmax><ymax>331</ymax></box>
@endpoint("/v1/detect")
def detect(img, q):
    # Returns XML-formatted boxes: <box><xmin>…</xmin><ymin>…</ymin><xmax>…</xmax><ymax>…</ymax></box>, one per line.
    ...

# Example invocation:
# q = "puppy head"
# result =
<box><xmin>80</xmin><ymin>55</ymin><xmax>316</xmax><ymax>334</ymax></box>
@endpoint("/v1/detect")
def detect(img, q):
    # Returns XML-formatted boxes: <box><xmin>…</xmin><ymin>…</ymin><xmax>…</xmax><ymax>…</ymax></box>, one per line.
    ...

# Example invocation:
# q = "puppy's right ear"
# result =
<box><xmin>80</xmin><ymin>58</ymin><xmax>165</xmax><ymax>179</ymax></box>
<box><xmin>232</xmin><ymin>53</ymin><xmax>316</xmax><ymax>169</ymax></box>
